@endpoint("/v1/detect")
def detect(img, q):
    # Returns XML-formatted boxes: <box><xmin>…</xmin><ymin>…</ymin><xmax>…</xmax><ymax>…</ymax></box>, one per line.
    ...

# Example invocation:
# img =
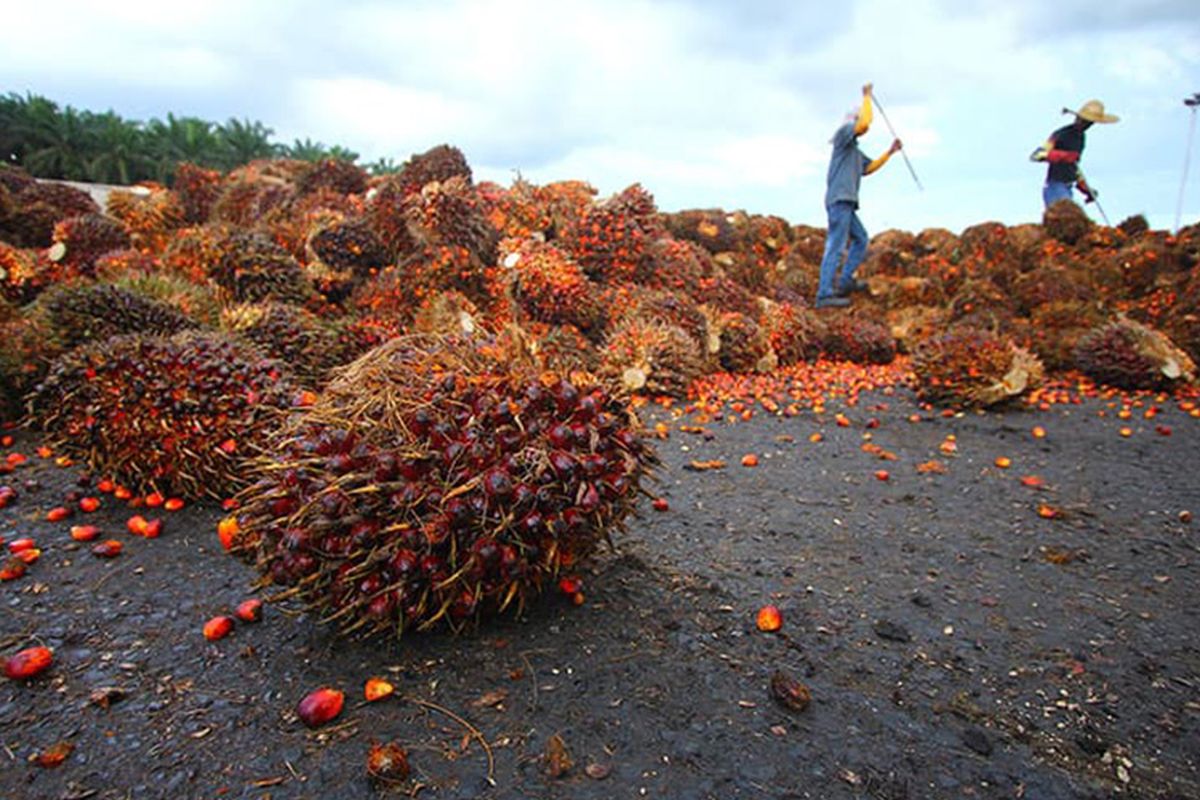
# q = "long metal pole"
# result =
<box><xmin>869</xmin><ymin>90</ymin><xmax>923</xmax><ymax>191</ymax></box>
<box><xmin>1175</xmin><ymin>94</ymin><xmax>1199</xmax><ymax>233</ymax></box>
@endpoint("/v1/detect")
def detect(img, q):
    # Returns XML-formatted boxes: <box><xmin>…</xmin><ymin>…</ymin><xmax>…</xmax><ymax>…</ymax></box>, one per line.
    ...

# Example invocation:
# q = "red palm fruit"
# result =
<box><xmin>8</xmin><ymin>537</ymin><xmax>35</xmax><ymax>553</ymax></box>
<box><xmin>96</xmin><ymin>479</ymin><xmax>115</xmax><ymax>493</ymax></box>
<box><xmin>92</xmin><ymin>540</ymin><xmax>123</xmax><ymax>558</ymax></box>
<box><xmin>141</xmin><ymin>518</ymin><xmax>162</xmax><ymax>539</ymax></box>
<box><xmin>14</xmin><ymin>548</ymin><xmax>40</xmax><ymax>565</ymax></box>
<box><xmin>652</xmin><ymin>497</ymin><xmax>669</xmax><ymax>512</ymax></box>
<box><xmin>127</xmin><ymin>515</ymin><xmax>149</xmax><ymax>536</ymax></box>
<box><xmin>32</xmin><ymin>740</ymin><xmax>73</xmax><ymax>768</ymax></box>
<box><xmin>364</xmin><ymin>677</ymin><xmax>395</xmax><ymax>702</ymax></box>
<box><xmin>756</xmin><ymin>605</ymin><xmax>783</xmax><ymax>632</ymax></box>
<box><xmin>875</xmin><ymin>470</ymin><xmax>891</xmax><ymax>481</ymax></box>
<box><xmin>203</xmin><ymin>616</ymin><xmax>234</xmax><ymax>641</ymax></box>
<box><xmin>164</xmin><ymin>498</ymin><xmax>184</xmax><ymax>511</ymax></box>
<box><xmin>296</xmin><ymin>687</ymin><xmax>344</xmax><ymax>728</ymax></box>
<box><xmin>113</xmin><ymin>486</ymin><xmax>132</xmax><ymax>500</ymax></box>
<box><xmin>70</xmin><ymin>525</ymin><xmax>100</xmax><ymax>542</ymax></box>
<box><xmin>144</xmin><ymin>492</ymin><xmax>164</xmax><ymax>508</ymax></box>
<box><xmin>4</xmin><ymin>646</ymin><xmax>53</xmax><ymax>680</ymax></box>
<box><xmin>234</xmin><ymin>599</ymin><xmax>263</xmax><ymax>623</ymax></box>
<box><xmin>46</xmin><ymin>506</ymin><xmax>71</xmax><ymax>522</ymax></box>
<box><xmin>79</xmin><ymin>496</ymin><xmax>100</xmax><ymax>512</ymax></box>
<box><xmin>0</xmin><ymin>558</ymin><xmax>26</xmax><ymax>581</ymax></box>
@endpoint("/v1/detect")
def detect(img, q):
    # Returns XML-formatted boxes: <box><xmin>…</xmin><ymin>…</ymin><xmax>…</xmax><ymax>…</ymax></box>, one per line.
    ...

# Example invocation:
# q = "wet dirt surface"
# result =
<box><xmin>2</xmin><ymin>385</ymin><xmax>1198</xmax><ymax>799</ymax></box>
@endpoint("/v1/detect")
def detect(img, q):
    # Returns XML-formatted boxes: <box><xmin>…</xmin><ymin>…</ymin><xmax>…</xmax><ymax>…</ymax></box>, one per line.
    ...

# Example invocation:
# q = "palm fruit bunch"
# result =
<box><xmin>689</xmin><ymin>275</ymin><xmax>759</xmax><ymax>316</ymax></box>
<box><xmin>105</xmin><ymin>186</ymin><xmax>186</xmax><ymax>253</ymax></box>
<box><xmin>911</xmin><ymin>326</ymin><xmax>1044</xmax><ymax>407</ymax></box>
<box><xmin>173</xmin><ymin>162</ymin><xmax>224</xmax><ymax>224</ymax></box>
<box><xmin>398</xmin><ymin>243</ymin><xmax>490</xmax><ymax>309</ymax></box>
<box><xmin>726</xmin><ymin>212</ymin><xmax>791</xmax><ymax>293</ymax></box>
<box><xmin>476</xmin><ymin>178</ymin><xmax>552</xmax><ymax>240</ymax></box>
<box><xmin>229</xmin><ymin>334</ymin><xmax>657</xmax><ymax>638</ymax></box>
<box><xmin>886</xmin><ymin>305</ymin><xmax>947</xmax><ymax>354</ymax></box>
<box><xmin>497</xmin><ymin>238</ymin><xmax>604</xmax><ymax>336</ymax></box>
<box><xmin>404</xmin><ymin>176</ymin><xmax>499</xmax><ymax>267</ymax></box>
<box><xmin>773</xmin><ymin>246</ymin><xmax>821</xmax><ymax>303</ymax></box>
<box><xmin>92</xmin><ymin>248</ymin><xmax>162</xmax><ymax>280</ymax></box>
<box><xmin>1043</xmin><ymin>199</ymin><xmax>1092</xmax><ymax>245</ymax></box>
<box><xmin>1010</xmin><ymin>265</ymin><xmax>1095</xmax><ymax>315</ymax></box>
<box><xmin>715</xmin><ymin>311</ymin><xmax>772</xmax><ymax>373</ymax></box>
<box><xmin>626</xmin><ymin>289</ymin><xmax>711</xmax><ymax>357</ymax></box>
<box><xmin>365</xmin><ymin>176</ymin><xmax>420</xmax><ymax>260</ymax></box>
<box><xmin>111</xmin><ymin>271</ymin><xmax>222</xmax><ymax>328</ymax></box>
<box><xmin>211</xmin><ymin>175</ymin><xmax>295</xmax><ymax>228</ymax></box>
<box><xmin>162</xmin><ymin>224</ymin><xmax>231</xmax><ymax>283</ymax></box>
<box><xmin>1117</xmin><ymin>214</ymin><xmax>1150</xmax><ymax>239</ymax></box>
<box><xmin>209</xmin><ymin>230</ymin><xmax>315</xmax><ymax>306</ymax></box>
<box><xmin>638</xmin><ymin>237</ymin><xmax>715</xmax><ymax>291</ymax></box>
<box><xmin>0</xmin><ymin>241</ymin><xmax>47</xmax><ymax>305</ymax></box>
<box><xmin>1072</xmin><ymin>317</ymin><xmax>1196</xmax><ymax>391</ymax></box>
<box><xmin>1105</xmin><ymin>238</ymin><xmax>1173</xmax><ymax>296</ymax></box>
<box><xmin>663</xmin><ymin>209</ymin><xmax>739</xmax><ymax>254</ymax></box>
<box><xmin>599</xmin><ymin>319</ymin><xmax>704</xmax><ymax>397</ymax></box>
<box><xmin>48</xmin><ymin>213</ymin><xmax>132</xmax><ymax>277</ymax></box>
<box><xmin>532</xmin><ymin>180</ymin><xmax>597</xmax><ymax>238</ymax></box>
<box><xmin>761</xmin><ymin>301</ymin><xmax>824</xmax><ymax>366</ymax></box>
<box><xmin>222</xmin><ymin>303</ymin><xmax>346</xmax><ymax>387</ymax></box>
<box><xmin>820</xmin><ymin>315</ymin><xmax>897</xmax><ymax>365</ymax></box>
<box><xmin>860</xmin><ymin>229</ymin><xmax>919</xmax><ymax>278</ymax></box>
<box><xmin>946</xmin><ymin>277</ymin><xmax>1014</xmax><ymax>332</ymax></box>
<box><xmin>1018</xmin><ymin>300</ymin><xmax>1106</xmax><ymax>371</ymax></box>
<box><xmin>39</xmin><ymin>283</ymin><xmax>200</xmax><ymax>350</ymax></box>
<box><xmin>559</xmin><ymin>184</ymin><xmax>659</xmax><ymax>285</ymax></box>
<box><xmin>348</xmin><ymin>264</ymin><xmax>419</xmax><ymax>326</ymax></box>
<box><xmin>0</xmin><ymin>302</ymin><xmax>52</xmax><ymax>420</ymax></box>
<box><xmin>395</xmin><ymin>144</ymin><xmax>473</xmax><ymax>197</ymax></box>
<box><xmin>298</xmin><ymin>159</ymin><xmax>369</xmax><ymax>197</ymax></box>
<box><xmin>304</xmin><ymin>217</ymin><xmax>390</xmax><ymax>304</ymax></box>
<box><xmin>411</xmin><ymin>291</ymin><xmax>483</xmax><ymax>337</ymax></box>
<box><xmin>523</xmin><ymin>322</ymin><xmax>600</xmax><ymax>374</ymax></box>
<box><xmin>29</xmin><ymin>331</ymin><xmax>295</xmax><ymax>499</ymax></box>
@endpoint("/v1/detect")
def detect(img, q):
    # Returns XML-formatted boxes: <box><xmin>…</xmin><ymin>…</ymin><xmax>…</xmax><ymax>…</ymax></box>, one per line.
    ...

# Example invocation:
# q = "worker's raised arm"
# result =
<box><xmin>854</xmin><ymin>83</ymin><xmax>874</xmax><ymax>136</ymax></box>
<box><xmin>865</xmin><ymin>139</ymin><xmax>902</xmax><ymax>175</ymax></box>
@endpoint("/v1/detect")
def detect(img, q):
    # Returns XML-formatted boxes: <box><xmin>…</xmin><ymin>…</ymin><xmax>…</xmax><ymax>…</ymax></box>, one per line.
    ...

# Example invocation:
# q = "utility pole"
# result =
<box><xmin>1176</xmin><ymin>92</ymin><xmax>1200</xmax><ymax>233</ymax></box>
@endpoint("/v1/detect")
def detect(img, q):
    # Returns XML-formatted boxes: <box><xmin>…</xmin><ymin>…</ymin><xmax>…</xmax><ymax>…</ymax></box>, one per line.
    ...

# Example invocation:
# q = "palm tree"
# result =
<box><xmin>145</xmin><ymin>114</ymin><xmax>222</xmax><ymax>181</ymax></box>
<box><xmin>327</xmin><ymin>144</ymin><xmax>360</xmax><ymax>163</ymax></box>
<box><xmin>217</xmin><ymin>118</ymin><xmax>279</xmax><ymax>170</ymax></box>
<box><xmin>18</xmin><ymin>96</ymin><xmax>95</xmax><ymax>180</ymax></box>
<box><xmin>87</xmin><ymin>112</ymin><xmax>152</xmax><ymax>185</ymax></box>
<box><xmin>0</xmin><ymin>92</ymin><xmax>27</xmax><ymax>165</ymax></box>
<box><xmin>366</xmin><ymin>156</ymin><xmax>401</xmax><ymax>175</ymax></box>
<box><xmin>283</xmin><ymin>137</ymin><xmax>332</xmax><ymax>162</ymax></box>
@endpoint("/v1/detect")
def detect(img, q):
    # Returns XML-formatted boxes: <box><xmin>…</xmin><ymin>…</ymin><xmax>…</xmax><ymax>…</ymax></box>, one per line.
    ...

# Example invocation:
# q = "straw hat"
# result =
<box><xmin>1073</xmin><ymin>99</ymin><xmax>1119</xmax><ymax>123</ymax></box>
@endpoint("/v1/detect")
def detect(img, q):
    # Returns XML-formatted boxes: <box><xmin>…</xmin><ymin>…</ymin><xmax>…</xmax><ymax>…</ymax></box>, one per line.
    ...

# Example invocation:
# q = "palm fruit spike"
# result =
<box><xmin>911</xmin><ymin>326</ymin><xmax>1044</xmax><ymax>408</ymax></box>
<box><xmin>48</xmin><ymin>214</ymin><xmax>131</xmax><ymax>276</ymax></box>
<box><xmin>40</xmin><ymin>283</ymin><xmax>200</xmax><ymax>349</ymax></box>
<box><xmin>306</xmin><ymin>218</ymin><xmax>390</xmax><ymax>279</ymax></box>
<box><xmin>761</xmin><ymin>301</ymin><xmax>824</xmax><ymax>366</ymax></box>
<box><xmin>208</xmin><ymin>230</ymin><xmax>315</xmax><ymax>306</ymax></box>
<box><xmin>662</xmin><ymin>209</ymin><xmax>740</xmax><ymax>254</ymax></box>
<box><xmin>29</xmin><ymin>330</ymin><xmax>295</xmax><ymax>499</ymax></box>
<box><xmin>715</xmin><ymin>312</ymin><xmax>772</xmax><ymax>374</ymax></box>
<box><xmin>230</xmin><ymin>334</ymin><xmax>657</xmax><ymax>639</ymax></box>
<box><xmin>599</xmin><ymin>319</ymin><xmax>704</xmax><ymax>398</ymax></box>
<box><xmin>559</xmin><ymin>184</ymin><xmax>658</xmax><ymax>285</ymax></box>
<box><xmin>105</xmin><ymin>186</ymin><xmax>186</xmax><ymax>254</ymax></box>
<box><xmin>624</xmin><ymin>289</ymin><xmax>710</xmax><ymax>357</ymax></box>
<box><xmin>1043</xmin><ymin>198</ymin><xmax>1092</xmax><ymax>245</ymax></box>
<box><xmin>639</xmin><ymin>237</ymin><xmax>716</xmax><ymax>292</ymax></box>
<box><xmin>1073</xmin><ymin>317</ymin><xmax>1196</xmax><ymax>391</ymax></box>
<box><xmin>404</xmin><ymin>176</ymin><xmax>499</xmax><ymax>268</ymax></box>
<box><xmin>173</xmin><ymin>162</ymin><xmax>224</xmax><ymax>224</ymax></box>
<box><xmin>820</xmin><ymin>315</ymin><xmax>897</xmax><ymax>365</ymax></box>
<box><xmin>395</xmin><ymin>144</ymin><xmax>472</xmax><ymax>197</ymax></box>
<box><xmin>297</xmin><ymin>158</ymin><xmax>369</xmax><ymax>196</ymax></box>
<box><xmin>497</xmin><ymin>238</ymin><xmax>605</xmax><ymax>335</ymax></box>
<box><xmin>222</xmin><ymin>303</ymin><xmax>345</xmax><ymax>388</ymax></box>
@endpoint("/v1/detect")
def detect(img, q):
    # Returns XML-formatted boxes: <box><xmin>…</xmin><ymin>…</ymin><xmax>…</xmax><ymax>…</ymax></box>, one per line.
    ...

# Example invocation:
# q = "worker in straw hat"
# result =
<box><xmin>1031</xmin><ymin>99</ymin><xmax>1119</xmax><ymax>208</ymax></box>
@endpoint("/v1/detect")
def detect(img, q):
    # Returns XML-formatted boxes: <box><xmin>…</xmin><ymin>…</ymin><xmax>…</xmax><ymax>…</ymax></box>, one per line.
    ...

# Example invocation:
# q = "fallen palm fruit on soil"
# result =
<box><xmin>230</xmin><ymin>334</ymin><xmax>656</xmax><ymax>638</ymax></box>
<box><xmin>364</xmin><ymin>677</ymin><xmax>395</xmax><ymax>702</ymax></box>
<box><xmin>366</xmin><ymin>740</ymin><xmax>411</xmax><ymax>784</ymax></box>
<box><xmin>296</xmin><ymin>687</ymin><xmax>344</xmax><ymax>728</ymax></box>
<box><xmin>234</xmin><ymin>598</ymin><xmax>263</xmax><ymax>623</ymax></box>
<box><xmin>4</xmin><ymin>646</ymin><xmax>53</xmax><ymax>680</ymax></box>
<box><xmin>756</xmin><ymin>604</ymin><xmax>783</xmax><ymax>632</ymax></box>
<box><xmin>769</xmin><ymin>670</ymin><xmax>812</xmax><ymax>713</ymax></box>
<box><xmin>203</xmin><ymin>616</ymin><xmax>234</xmax><ymax>641</ymax></box>
<box><xmin>69</xmin><ymin>524</ymin><xmax>100</xmax><ymax>542</ymax></box>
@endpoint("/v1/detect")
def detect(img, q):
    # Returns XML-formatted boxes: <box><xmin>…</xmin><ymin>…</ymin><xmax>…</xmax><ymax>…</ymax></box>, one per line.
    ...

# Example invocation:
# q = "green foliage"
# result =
<box><xmin>0</xmin><ymin>91</ymin><xmax>376</xmax><ymax>186</ymax></box>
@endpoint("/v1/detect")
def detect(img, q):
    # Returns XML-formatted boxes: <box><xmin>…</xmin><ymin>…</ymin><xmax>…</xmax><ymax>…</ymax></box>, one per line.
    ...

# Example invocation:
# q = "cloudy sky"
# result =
<box><xmin>5</xmin><ymin>0</ymin><xmax>1199</xmax><ymax>233</ymax></box>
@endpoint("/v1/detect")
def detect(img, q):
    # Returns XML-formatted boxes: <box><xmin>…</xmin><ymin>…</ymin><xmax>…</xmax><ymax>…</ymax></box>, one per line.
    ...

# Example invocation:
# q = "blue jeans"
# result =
<box><xmin>817</xmin><ymin>201</ymin><xmax>868</xmax><ymax>300</ymax></box>
<box><xmin>1043</xmin><ymin>181</ymin><xmax>1073</xmax><ymax>207</ymax></box>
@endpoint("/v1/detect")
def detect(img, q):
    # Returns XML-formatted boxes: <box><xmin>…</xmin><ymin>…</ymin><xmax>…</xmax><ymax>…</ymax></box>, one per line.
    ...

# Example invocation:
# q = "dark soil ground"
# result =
<box><xmin>2</xmin><ymin>382</ymin><xmax>1198</xmax><ymax>799</ymax></box>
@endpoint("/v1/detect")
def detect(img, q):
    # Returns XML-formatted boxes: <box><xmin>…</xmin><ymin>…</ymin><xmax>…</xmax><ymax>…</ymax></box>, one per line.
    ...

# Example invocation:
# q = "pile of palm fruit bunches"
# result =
<box><xmin>2</xmin><ymin>147</ymin><xmax>1197</xmax><ymax>637</ymax></box>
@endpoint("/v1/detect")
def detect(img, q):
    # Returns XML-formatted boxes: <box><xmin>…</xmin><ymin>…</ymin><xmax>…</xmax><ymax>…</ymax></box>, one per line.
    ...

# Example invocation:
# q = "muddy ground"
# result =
<box><xmin>1</xmin><ymin>382</ymin><xmax>1198</xmax><ymax>799</ymax></box>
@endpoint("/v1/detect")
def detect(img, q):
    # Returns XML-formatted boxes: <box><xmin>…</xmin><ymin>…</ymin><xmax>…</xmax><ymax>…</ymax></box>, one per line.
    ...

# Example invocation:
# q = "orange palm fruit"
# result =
<box><xmin>1</xmin><ymin>558</ymin><xmax>26</xmax><ymax>581</ymax></box>
<box><xmin>994</xmin><ymin>456</ymin><xmax>1011</xmax><ymax>469</ymax></box>
<box><xmin>203</xmin><ymin>616</ymin><xmax>234</xmax><ymax>641</ymax></box>
<box><xmin>217</xmin><ymin>516</ymin><xmax>239</xmax><ymax>551</ymax></box>
<box><xmin>46</xmin><ymin>506</ymin><xmax>71</xmax><ymax>522</ymax></box>
<box><xmin>141</xmin><ymin>518</ymin><xmax>162</xmax><ymax>539</ymax></box>
<box><xmin>364</xmin><ymin>677</ymin><xmax>395</xmax><ymax>702</ymax></box>
<box><xmin>164</xmin><ymin>498</ymin><xmax>185</xmax><ymax>511</ymax></box>
<box><xmin>296</xmin><ymin>687</ymin><xmax>344</xmax><ymax>728</ymax></box>
<box><xmin>756</xmin><ymin>604</ymin><xmax>783</xmax><ymax>632</ymax></box>
<box><xmin>126</xmin><ymin>515</ymin><xmax>149</xmax><ymax>536</ymax></box>
<box><xmin>874</xmin><ymin>469</ymin><xmax>890</xmax><ymax>481</ymax></box>
<box><xmin>70</xmin><ymin>525</ymin><xmax>101</xmax><ymax>542</ymax></box>
<box><xmin>234</xmin><ymin>599</ymin><xmax>263</xmax><ymax>623</ymax></box>
<box><xmin>79</xmin><ymin>496</ymin><xmax>101</xmax><ymax>512</ymax></box>
<box><xmin>4</xmin><ymin>646</ymin><xmax>53</xmax><ymax>680</ymax></box>
<box><xmin>741</xmin><ymin>454</ymin><xmax>759</xmax><ymax>467</ymax></box>
<box><xmin>92</xmin><ymin>540</ymin><xmax>123</xmax><ymax>558</ymax></box>
<box><xmin>144</xmin><ymin>492</ymin><xmax>164</xmax><ymax>508</ymax></box>
<box><xmin>8</xmin><ymin>537</ymin><xmax>35</xmax><ymax>553</ymax></box>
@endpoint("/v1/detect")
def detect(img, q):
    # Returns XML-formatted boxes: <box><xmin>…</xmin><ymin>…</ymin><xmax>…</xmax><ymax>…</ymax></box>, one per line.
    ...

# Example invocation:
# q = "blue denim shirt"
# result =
<box><xmin>825</xmin><ymin>122</ymin><xmax>867</xmax><ymax>208</ymax></box>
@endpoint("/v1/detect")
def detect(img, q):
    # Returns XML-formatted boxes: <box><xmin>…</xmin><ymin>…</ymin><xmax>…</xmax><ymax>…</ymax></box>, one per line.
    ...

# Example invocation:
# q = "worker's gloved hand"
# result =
<box><xmin>890</xmin><ymin>139</ymin><xmax>902</xmax><ymax>154</ymax></box>
<box><xmin>1077</xmin><ymin>181</ymin><xmax>1098</xmax><ymax>203</ymax></box>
